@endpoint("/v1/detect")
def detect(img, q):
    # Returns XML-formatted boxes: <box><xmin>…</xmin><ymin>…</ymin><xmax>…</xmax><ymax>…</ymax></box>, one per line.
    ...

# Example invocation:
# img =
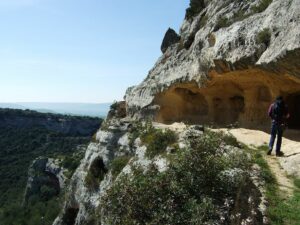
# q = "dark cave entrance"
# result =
<box><xmin>85</xmin><ymin>157</ymin><xmax>108</xmax><ymax>190</ymax></box>
<box><xmin>90</xmin><ymin>157</ymin><xmax>108</xmax><ymax>179</ymax></box>
<box><xmin>44</xmin><ymin>171</ymin><xmax>61</xmax><ymax>195</ymax></box>
<box><xmin>62</xmin><ymin>207</ymin><xmax>79</xmax><ymax>225</ymax></box>
<box><xmin>286</xmin><ymin>93</ymin><xmax>300</xmax><ymax>129</ymax></box>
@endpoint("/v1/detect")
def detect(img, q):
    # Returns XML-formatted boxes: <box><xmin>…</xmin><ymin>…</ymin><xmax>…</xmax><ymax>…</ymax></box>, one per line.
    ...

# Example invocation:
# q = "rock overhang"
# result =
<box><xmin>125</xmin><ymin>0</ymin><xmax>300</xmax><ymax>129</ymax></box>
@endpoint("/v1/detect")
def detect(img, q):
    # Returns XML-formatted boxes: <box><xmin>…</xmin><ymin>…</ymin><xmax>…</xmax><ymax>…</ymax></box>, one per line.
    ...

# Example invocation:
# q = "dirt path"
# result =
<box><xmin>219</xmin><ymin>128</ymin><xmax>300</xmax><ymax>197</ymax></box>
<box><xmin>153</xmin><ymin>122</ymin><xmax>187</xmax><ymax>132</ymax></box>
<box><xmin>266</xmin><ymin>156</ymin><xmax>294</xmax><ymax>197</ymax></box>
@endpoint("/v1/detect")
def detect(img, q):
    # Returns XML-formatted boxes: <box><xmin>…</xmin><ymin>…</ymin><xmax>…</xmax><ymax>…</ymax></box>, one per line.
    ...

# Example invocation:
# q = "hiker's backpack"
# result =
<box><xmin>271</xmin><ymin>101</ymin><xmax>284</xmax><ymax>121</ymax></box>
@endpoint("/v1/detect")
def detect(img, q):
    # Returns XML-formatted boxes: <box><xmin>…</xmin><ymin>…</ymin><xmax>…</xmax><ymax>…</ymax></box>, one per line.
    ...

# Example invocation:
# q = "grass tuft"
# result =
<box><xmin>256</xmin><ymin>28</ymin><xmax>272</xmax><ymax>46</ymax></box>
<box><xmin>251</xmin><ymin>0</ymin><xmax>273</xmax><ymax>13</ymax></box>
<box><xmin>110</xmin><ymin>156</ymin><xmax>131</xmax><ymax>178</ymax></box>
<box><xmin>254</xmin><ymin>146</ymin><xmax>300</xmax><ymax>224</ymax></box>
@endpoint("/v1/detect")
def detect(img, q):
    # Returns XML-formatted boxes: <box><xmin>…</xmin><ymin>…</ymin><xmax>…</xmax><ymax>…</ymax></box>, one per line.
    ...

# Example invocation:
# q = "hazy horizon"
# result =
<box><xmin>0</xmin><ymin>102</ymin><xmax>112</xmax><ymax>117</ymax></box>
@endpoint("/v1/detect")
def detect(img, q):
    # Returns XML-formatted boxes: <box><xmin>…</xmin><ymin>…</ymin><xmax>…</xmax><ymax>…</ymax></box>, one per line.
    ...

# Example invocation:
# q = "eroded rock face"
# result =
<box><xmin>126</xmin><ymin>0</ymin><xmax>300</xmax><ymax>128</ymax></box>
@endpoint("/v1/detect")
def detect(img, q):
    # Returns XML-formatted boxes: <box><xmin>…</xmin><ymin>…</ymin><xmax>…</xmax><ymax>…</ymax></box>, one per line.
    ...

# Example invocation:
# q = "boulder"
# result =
<box><xmin>160</xmin><ymin>28</ymin><xmax>181</xmax><ymax>53</ymax></box>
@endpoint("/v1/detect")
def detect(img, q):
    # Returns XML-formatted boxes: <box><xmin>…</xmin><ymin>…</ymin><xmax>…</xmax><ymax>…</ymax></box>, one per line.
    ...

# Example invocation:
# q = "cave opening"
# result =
<box><xmin>155</xmin><ymin>87</ymin><xmax>209</xmax><ymax>124</ymax></box>
<box><xmin>85</xmin><ymin>157</ymin><xmax>108</xmax><ymax>190</ymax></box>
<box><xmin>153</xmin><ymin>71</ymin><xmax>300</xmax><ymax>129</ymax></box>
<box><xmin>90</xmin><ymin>157</ymin><xmax>108</xmax><ymax>179</ymax></box>
<box><xmin>62</xmin><ymin>207</ymin><xmax>79</xmax><ymax>225</ymax></box>
<box><xmin>286</xmin><ymin>93</ymin><xmax>300</xmax><ymax>129</ymax></box>
<box><xmin>44</xmin><ymin>172</ymin><xmax>61</xmax><ymax>193</ymax></box>
<box><xmin>154</xmin><ymin>80</ymin><xmax>246</xmax><ymax>126</ymax></box>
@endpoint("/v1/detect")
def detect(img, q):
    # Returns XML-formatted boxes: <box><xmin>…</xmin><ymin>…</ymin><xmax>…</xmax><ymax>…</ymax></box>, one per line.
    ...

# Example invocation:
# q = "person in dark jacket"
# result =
<box><xmin>267</xmin><ymin>96</ymin><xmax>290</xmax><ymax>156</ymax></box>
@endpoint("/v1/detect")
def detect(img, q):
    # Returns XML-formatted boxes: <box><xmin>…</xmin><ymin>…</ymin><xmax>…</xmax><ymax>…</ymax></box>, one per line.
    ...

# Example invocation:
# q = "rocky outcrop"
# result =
<box><xmin>161</xmin><ymin>28</ymin><xmax>181</xmax><ymax>53</ymax></box>
<box><xmin>24</xmin><ymin>157</ymin><xmax>66</xmax><ymax>204</ymax></box>
<box><xmin>126</xmin><ymin>0</ymin><xmax>300</xmax><ymax>129</ymax></box>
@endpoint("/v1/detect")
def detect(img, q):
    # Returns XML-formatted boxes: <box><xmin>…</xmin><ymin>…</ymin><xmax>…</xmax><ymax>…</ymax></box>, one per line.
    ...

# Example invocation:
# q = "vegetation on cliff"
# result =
<box><xmin>0</xmin><ymin>108</ymin><xmax>102</xmax><ymax>225</ymax></box>
<box><xmin>101</xmin><ymin>130</ymin><xmax>261</xmax><ymax>224</ymax></box>
<box><xmin>185</xmin><ymin>0</ymin><xmax>206</xmax><ymax>20</ymax></box>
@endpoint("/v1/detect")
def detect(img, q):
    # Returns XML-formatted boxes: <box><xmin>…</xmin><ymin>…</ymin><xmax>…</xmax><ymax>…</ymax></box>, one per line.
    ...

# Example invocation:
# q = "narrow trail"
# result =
<box><xmin>153</xmin><ymin>123</ymin><xmax>300</xmax><ymax>197</ymax></box>
<box><xmin>221</xmin><ymin>128</ymin><xmax>300</xmax><ymax>197</ymax></box>
<box><xmin>265</xmin><ymin>156</ymin><xmax>294</xmax><ymax>197</ymax></box>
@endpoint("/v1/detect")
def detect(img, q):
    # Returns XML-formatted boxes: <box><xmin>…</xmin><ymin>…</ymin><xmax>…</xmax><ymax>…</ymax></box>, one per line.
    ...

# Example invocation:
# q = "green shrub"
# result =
<box><xmin>233</xmin><ymin>9</ymin><xmax>249</xmax><ymax>22</ymax></box>
<box><xmin>110</xmin><ymin>156</ymin><xmax>131</xmax><ymax>177</ymax></box>
<box><xmin>256</xmin><ymin>28</ymin><xmax>271</xmax><ymax>46</ymax></box>
<box><xmin>91</xmin><ymin>133</ymin><xmax>97</xmax><ymax>143</ymax></box>
<box><xmin>101</xmin><ymin>131</ymin><xmax>251</xmax><ymax>225</ymax></box>
<box><xmin>185</xmin><ymin>0</ymin><xmax>206</xmax><ymax>20</ymax></box>
<box><xmin>61</xmin><ymin>152</ymin><xmax>85</xmax><ymax>177</ymax></box>
<box><xmin>214</xmin><ymin>16</ymin><xmax>231</xmax><ymax>31</ymax></box>
<box><xmin>128</xmin><ymin>121</ymin><xmax>143</xmax><ymax>148</ymax></box>
<box><xmin>40</xmin><ymin>185</ymin><xmax>57</xmax><ymax>201</ymax></box>
<box><xmin>254</xmin><ymin>151</ymin><xmax>276</xmax><ymax>183</ymax></box>
<box><xmin>199</xmin><ymin>15</ymin><xmax>208</xmax><ymax>27</ymax></box>
<box><xmin>110</xmin><ymin>101</ymin><xmax>118</xmax><ymax>111</ymax></box>
<box><xmin>294</xmin><ymin>179</ymin><xmax>300</xmax><ymax>189</ymax></box>
<box><xmin>141</xmin><ymin>127</ymin><xmax>177</xmax><ymax>159</ymax></box>
<box><xmin>222</xmin><ymin>133</ymin><xmax>240</xmax><ymax>148</ymax></box>
<box><xmin>252</xmin><ymin>0</ymin><xmax>273</xmax><ymax>13</ymax></box>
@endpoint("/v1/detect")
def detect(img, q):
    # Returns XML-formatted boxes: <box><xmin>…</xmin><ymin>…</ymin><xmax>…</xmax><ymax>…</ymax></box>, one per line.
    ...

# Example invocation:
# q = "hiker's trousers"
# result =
<box><xmin>269</xmin><ymin>122</ymin><xmax>283</xmax><ymax>153</ymax></box>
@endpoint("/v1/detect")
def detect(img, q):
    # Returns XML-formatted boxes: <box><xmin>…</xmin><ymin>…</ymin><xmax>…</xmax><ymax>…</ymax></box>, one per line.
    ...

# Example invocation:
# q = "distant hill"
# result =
<box><xmin>0</xmin><ymin>103</ymin><xmax>26</xmax><ymax>109</ymax></box>
<box><xmin>0</xmin><ymin>102</ymin><xmax>112</xmax><ymax>117</ymax></box>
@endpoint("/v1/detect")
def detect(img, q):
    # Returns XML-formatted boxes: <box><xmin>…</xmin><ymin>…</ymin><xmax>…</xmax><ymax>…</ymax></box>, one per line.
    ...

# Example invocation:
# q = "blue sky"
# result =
<box><xmin>0</xmin><ymin>0</ymin><xmax>189</xmax><ymax>103</ymax></box>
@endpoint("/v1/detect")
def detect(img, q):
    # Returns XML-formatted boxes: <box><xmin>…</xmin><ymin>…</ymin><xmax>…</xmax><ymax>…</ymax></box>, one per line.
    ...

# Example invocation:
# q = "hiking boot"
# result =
<box><xmin>267</xmin><ymin>150</ymin><xmax>272</xmax><ymax>155</ymax></box>
<box><xmin>276</xmin><ymin>151</ymin><xmax>284</xmax><ymax>157</ymax></box>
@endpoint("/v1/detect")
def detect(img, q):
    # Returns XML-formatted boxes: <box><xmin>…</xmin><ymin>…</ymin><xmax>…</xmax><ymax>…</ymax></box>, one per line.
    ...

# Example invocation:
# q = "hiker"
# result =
<box><xmin>267</xmin><ymin>96</ymin><xmax>290</xmax><ymax>156</ymax></box>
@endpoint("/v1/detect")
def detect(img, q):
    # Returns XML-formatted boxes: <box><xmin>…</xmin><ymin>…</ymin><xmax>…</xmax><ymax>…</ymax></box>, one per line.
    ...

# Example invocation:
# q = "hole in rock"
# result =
<box><xmin>90</xmin><ymin>157</ymin><xmax>108</xmax><ymax>179</ymax></box>
<box><xmin>286</xmin><ymin>93</ymin><xmax>300</xmax><ymax>129</ymax></box>
<box><xmin>85</xmin><ymin>157</ymin><xmax>108</xmax><ymax>190</ymax></box>
<box><xmin>62</xmin><ymin>207</ymin><xmax>79</xmax><ymax>225</ymax></box>
<box><xmin>46</xmin><ymin>172</ymin><xmax>60</xmax><ymax>194</ymax></box>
